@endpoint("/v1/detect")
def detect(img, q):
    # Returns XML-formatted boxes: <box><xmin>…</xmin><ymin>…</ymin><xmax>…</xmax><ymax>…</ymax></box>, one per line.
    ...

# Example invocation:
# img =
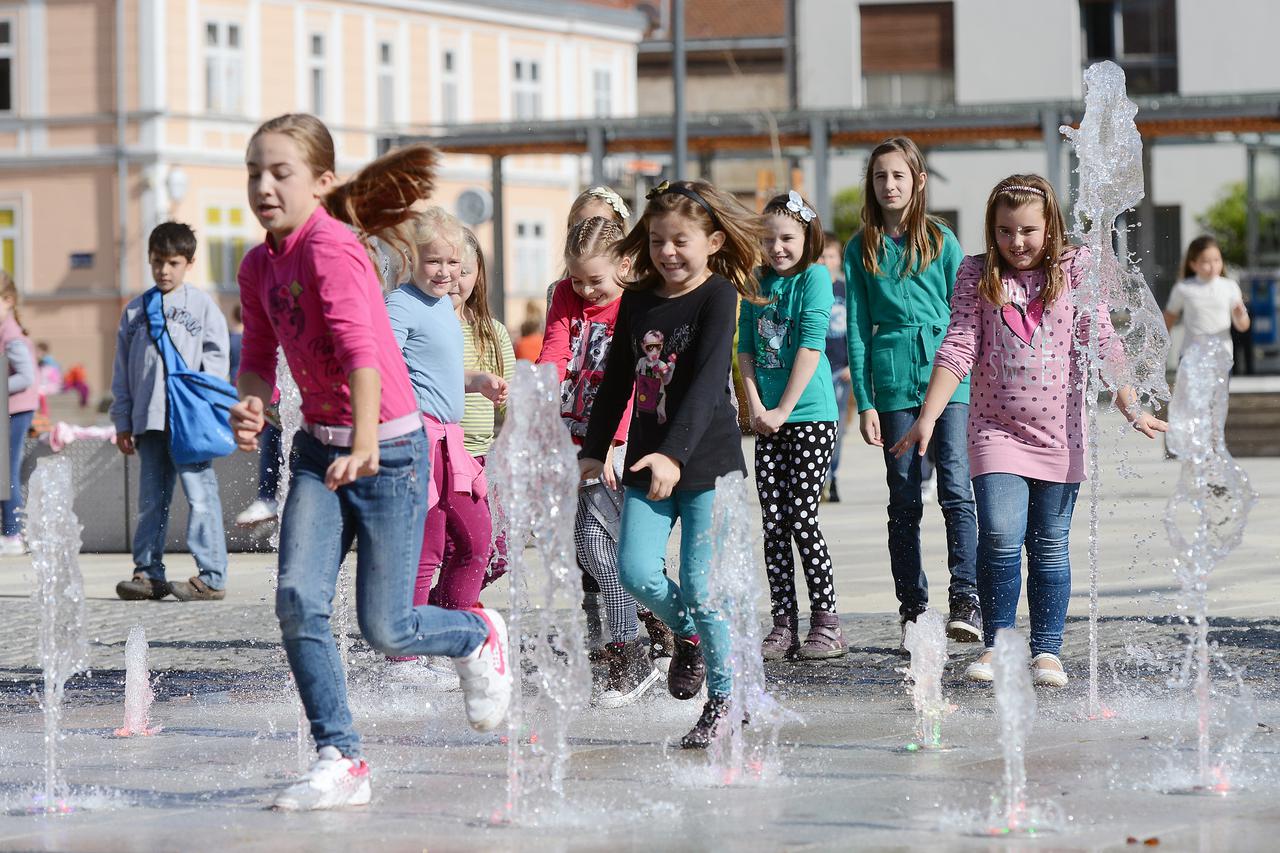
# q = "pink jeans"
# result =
<box><xmin>413</xmin><ymin>433</ymin><xmax>492</xmax><ymax>609</ymax></box>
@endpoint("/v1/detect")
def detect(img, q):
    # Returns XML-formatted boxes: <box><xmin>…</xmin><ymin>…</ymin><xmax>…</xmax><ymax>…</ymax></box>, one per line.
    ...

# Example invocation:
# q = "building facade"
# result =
<box><xmin>1</xmin><ymin>0</ymin><xmax>644</xmax><ymax>395</ymax></box>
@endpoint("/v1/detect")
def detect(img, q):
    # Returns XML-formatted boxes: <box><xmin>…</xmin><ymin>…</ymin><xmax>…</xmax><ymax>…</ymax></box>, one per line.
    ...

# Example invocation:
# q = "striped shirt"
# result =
<box><xmin>460</xmin><ymin>319</ymin><xmax>515</xmax><ymax>457</ymax></box>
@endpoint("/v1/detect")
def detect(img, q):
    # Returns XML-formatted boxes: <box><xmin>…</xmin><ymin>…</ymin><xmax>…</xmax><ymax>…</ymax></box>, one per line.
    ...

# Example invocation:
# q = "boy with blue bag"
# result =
<box><xmin>110</xmin><ymin>221</ymin><xmax>236</xmax><ymax>602</ymax></box>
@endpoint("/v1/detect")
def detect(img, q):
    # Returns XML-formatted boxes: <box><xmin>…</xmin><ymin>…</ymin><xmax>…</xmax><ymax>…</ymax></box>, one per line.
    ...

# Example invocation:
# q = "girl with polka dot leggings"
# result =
<box><xmin>739</xmin><ymin>191</ymin><xmax>845</xmax><ymax>660</ymax></box>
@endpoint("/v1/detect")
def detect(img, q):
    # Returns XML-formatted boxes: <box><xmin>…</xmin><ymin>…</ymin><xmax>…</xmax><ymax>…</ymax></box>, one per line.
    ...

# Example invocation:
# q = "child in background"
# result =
<box><xmin>387</xmin><ymin>208</ymin><xmax>507</xmax><ymax>617</ymax></box>
<box><xmin>539</xmin><ymin>216</ymin><xmax>672</xmax><ymax>707</ymax></box>
<box><xmin>454</xmin><ymin>227</ymin><xmax>515</xmax><ymax>593</ymax></box>
<box><xmin>890</xmin><ymin>174</ymin><xmax>1166</xmax><ymax>688</ymax></box>
<box><xmin>580</xmin><ymin>179</ymin><xmax>764</xmax><ymax>748</ymax></box>
<box><xmin>109</xmin><ymin>222</ymin><xmax>231</xmax><ymax>600</ymax></box>
<box><xmin>844</xmin><ymin>137</ymin><xmax>980</xmax><ymax>645</ymax></box>
<box><xmin>1164</xmin><ymin>235</ymin><xmax>1250</xmax><ymax>356</ymax></box>
<box><xmin>738</xmin><ymin>192</ymin><xmax>844</xmax><ymax>661</ymax></box>
<box><xmin>232</xmin><ymin>114</ymin><xmax>509</xmax><ymax>810</ymax></box>
<box><xmin>0</xmin><ymin>274</ymin><xmax>38</xmax><ymax>556</ymax></box>
<box><xmin>821</xmin><ymin>231</ymin><xmax>852</xmax><ymax>504</ymax></box>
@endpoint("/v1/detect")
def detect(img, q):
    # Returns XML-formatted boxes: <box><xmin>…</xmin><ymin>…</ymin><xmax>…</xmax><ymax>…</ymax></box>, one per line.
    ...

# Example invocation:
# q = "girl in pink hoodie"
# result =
<box><xmin>890</xmin><ymin>174</ymin><xmax>1166</xmax><ymax>689</ymax></box>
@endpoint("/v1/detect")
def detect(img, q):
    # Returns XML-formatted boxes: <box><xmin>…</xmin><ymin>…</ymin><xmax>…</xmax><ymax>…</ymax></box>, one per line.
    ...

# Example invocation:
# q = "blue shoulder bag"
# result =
<box><xmin>144</xmin><ymin>287</ymin><xmax>239</xmax><ymax>465</ymax></box>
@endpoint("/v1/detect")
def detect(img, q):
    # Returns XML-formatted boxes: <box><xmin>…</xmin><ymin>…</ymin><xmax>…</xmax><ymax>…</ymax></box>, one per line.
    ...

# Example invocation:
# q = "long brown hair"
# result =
<box><xmin>249</xmin><ymin>113</ymin><xmax>438</xmax><ymax>271</ymax></box>
<box><xmin>460</xmin><ymin>227</ymin><xmax>504</xmax><ymax>375</ymax></box>
<box><xmin>859</xmin><ymin>137</ymin><xmax>946</xmax><ymax>278</ymax></box>
<box><xmin>979</xmin><ymin>174</ymin><xmax>1071</xmax><ymax>307</ymax></box>
<box><xmin>613</xmin><ymin>180</ymin><xmax>766</xmax><ymax>304</ymax></box>
<box><xmin>1181</xmin><ymin>234</ymin><xmax>1220</xmax><ymax>280</ymax></box>
<box><xmin>0</xmin><ymin>271</ymin><xmax>25</xmax><ymax>334</ymax></box>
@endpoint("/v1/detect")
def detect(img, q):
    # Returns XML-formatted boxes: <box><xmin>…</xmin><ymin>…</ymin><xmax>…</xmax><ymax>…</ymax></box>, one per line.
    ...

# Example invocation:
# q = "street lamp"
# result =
<box><xmin>165</xmin><ymin>167</ymin><xmax>189</xmax><ymax>219</ymax></box>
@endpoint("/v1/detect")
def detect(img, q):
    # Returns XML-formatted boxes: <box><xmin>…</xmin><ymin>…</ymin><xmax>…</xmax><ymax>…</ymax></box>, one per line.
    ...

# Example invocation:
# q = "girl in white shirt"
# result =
<box><xmin>1164</xmin><ymin>235</ymin><xmax>1250</xmax><ymax>349</ymax></box>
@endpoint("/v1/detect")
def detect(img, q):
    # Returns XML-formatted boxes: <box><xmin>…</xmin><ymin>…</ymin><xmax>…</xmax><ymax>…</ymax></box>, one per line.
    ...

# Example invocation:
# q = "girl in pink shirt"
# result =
<box><xmin>230</xmin><ymin>114</ymin><xmax>510</xmax><ymax>812</ymax></box>
<box><xmin>890</xmin><ymin>174</ymin><xmax>1165</xmax><ymax>689</ymax></box>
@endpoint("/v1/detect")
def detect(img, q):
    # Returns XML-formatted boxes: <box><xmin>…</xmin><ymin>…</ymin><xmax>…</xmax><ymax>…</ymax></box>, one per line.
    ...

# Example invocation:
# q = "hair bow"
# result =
<box><xmin>786</xmin><ymin>190</ymin><xmax>815</xmax><ymax>223</ymax></box>
<box><xmin>586</xmin><ymin>186</ymin><xmax>631</xmax><ymax>220</ymax></box>
<box><xmin>646</xmin><ymin>180</ymin><xmax>671</xmax><ymax>201</ymax></box>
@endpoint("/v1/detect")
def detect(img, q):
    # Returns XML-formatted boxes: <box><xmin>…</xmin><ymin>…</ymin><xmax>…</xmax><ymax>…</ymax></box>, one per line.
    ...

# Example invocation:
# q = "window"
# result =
<box><xmin>1080</xmin><ymin>0</ymin><xmax>1178</xmax><ymax>95</ymax></box>
<box><xmin>513</xmin><ymin>220</ymin><xmax>548</xmax><ymax>297</ymax></box>
<box><xmin>0</xmin><ymin>203</ymin><xmax>20</xmax><ymax>283</ymax></box>
<box><xmin>205</xmin><ymin>21</ymin><xmax>243</xmax><ymax>114</ymax></box>
<box><xmin>1150</xmin><ymin>204</ymin><xmax>1182</xmax><ymax>303</ymax></box>
<box><xmin>205</xmin><ymin>205</ymin><xmax>252</xmax><ymax>292</ymax></box>
<box><xmin>591</xmin><ymin>68</ymin><xmax>612</xmax><ymax>118</ymax></box>
<box><xmin>377</xmin><ymin>41</ymin><xmax>395</xmax><ymax>126</ymax></box>
<box><xmin>309</xmin><ymin>34</ymin><xmax>326</xmax><ymax>117</ymax></box>
<box><xmin>860</xmin><ymin>3</ymin><xmax>955</xmax><ymax>108</ymax></box>
<box><xmin>512</xmin><ymin>59</ymin><xmax>542</xmax><ymax>121</ymax></box>
<box><xmin>441</xmin><ymin>49</ymin><xmax>459</xmax><ymax>124</ymax></box>
<box><xmin>0</xmin><ymin>19</ymin><xmax>14</xmax><ymax>114</ymax></box>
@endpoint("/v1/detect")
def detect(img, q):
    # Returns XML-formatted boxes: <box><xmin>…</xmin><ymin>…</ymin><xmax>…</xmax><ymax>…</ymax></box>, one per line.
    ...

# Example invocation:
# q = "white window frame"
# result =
<box><xmin>204</xmin><ymin>19</ymin><xmax>244</xmax><ymax>115</ymax></box>
<box><xmin>591</xmin><ymin>66</ymin><xmax>611</xmax><ymax>119</ymax></box>
<box><xmin>512</xmin><ymin>57</ymin><xmax>542</xmax><ymax>121</ymax></box>
<box><xmin>513</xmin><ymin>218</ymin><xmax>549</xmax><ymax>297</ymax></box>
<box><xmin>308</xmin><ymin>32</ymin><xmax>326</xmax><ymax>117</ymax></box>
<box><xmin>0</xmin><ymin>16</ymin><xmax>15</xmax><ymax>116</ymax></box>
<box><xmin>203</xmin><ymin>202</ymin><xmax>254</xmax><ymax>293</ymax></box>
<box><xmin>0</xmin><ymin>198</ymin><xmax>23</xmax><ymax>289</ymax></box>
<box><xmin>441</xmin><ymin>48</ymin><xmax>459</xmax><ymax>125</ymax></box>
<box><xmin>377</xmin><ymin>39</ymin><xmax>395</xmax><ymax>126</ymax></box>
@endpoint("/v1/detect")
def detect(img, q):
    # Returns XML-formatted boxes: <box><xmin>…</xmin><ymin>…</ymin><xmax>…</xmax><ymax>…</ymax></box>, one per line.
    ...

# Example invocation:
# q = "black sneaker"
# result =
<box><xmin>596</xmin><ymin>641</ymin><xmax>661</xmax><ymax>709</ymax></box>
<box><xmin>947</xmin><ymin>595</ymin><xmax>983</xmax><ymax>643</ymax></box>
<box><xmin>827</xmin><ymin>480</ymin><xmax>841</xmax><ymax>503</ymax></box>
<box><xmin>640</xmin><ymin>609</ymin><xmax>675</xmax><ymax>673</ymax></box>
<box><xmin>667</xmin><ymin>636</ymin><xmax>706</xmax><ymax>700</ymax></box>
<box><xmin>680</xmin><ymin>697</ymin><xmax>733</xmax><ymax>749</ymax></box>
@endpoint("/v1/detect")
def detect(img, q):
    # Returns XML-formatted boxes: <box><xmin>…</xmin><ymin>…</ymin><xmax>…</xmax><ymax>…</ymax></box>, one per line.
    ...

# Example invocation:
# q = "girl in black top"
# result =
<box><xmin>580</xmin><ymin>180</ymin><xmax>765</xmax><ymax>749</ymax></box>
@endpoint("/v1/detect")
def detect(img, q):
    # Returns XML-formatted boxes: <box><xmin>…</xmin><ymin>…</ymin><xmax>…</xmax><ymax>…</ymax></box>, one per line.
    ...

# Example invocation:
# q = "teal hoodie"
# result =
<box><xmin>738</xmin><ymin>263</ymin><xmax>838</xmax><ymax>423</ymax></box>
<box><xmin>843</xmin><ymin>226</ymin><xmax>969</xmax><ymax>413</ymax></box>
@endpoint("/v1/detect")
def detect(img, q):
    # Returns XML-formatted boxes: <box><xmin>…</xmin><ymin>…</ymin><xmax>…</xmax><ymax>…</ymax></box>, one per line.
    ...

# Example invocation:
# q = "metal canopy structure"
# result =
<box><xmin>386</xmin><ymin>92</ymin><xmax>1280</xmax><ymax>318</ymax></box>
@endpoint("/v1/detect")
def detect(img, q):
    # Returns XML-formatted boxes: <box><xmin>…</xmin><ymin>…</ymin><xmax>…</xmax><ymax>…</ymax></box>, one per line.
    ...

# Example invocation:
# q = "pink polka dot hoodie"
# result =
<box><xmin>933</xmin><ymin>246</ymin><xmax>1119</xmax><ymax>484</ymax></box>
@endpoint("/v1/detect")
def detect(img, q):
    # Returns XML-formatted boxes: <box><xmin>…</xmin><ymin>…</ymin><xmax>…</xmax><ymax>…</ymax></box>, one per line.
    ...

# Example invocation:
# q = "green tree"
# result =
<box><xmin>1196</xmin><ymin>182</ymin><xmax>1247</xmax><ymax>268</ymax></box>
<box><xmin>832</xmin><ymin>185</ymin><xmax>864</xmax><ymax>246</ymax></box>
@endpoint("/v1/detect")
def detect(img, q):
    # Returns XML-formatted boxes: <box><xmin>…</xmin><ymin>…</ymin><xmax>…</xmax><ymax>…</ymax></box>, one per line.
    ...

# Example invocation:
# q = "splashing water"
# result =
<box><xmin>27</xmin><ymin>456</ymin><xmax>88</xmax><ymax>812</ymax></box>
<box><xmin>488</xmin><ymin>362</ymin><xmax>589</xmax><ymax>825</ymax></box>
<box><xmin>294</xmin><ymin>685</ymin><xmax>310</xmax><ymax>773</ymax></box>
<box><xmin>1061</xmin><ymin>61</ymin><xmax>1172</xmax><ymax>719</ymax></box>
<box><xmin>902</xmin><ymin>609</ymin><xmax>948</xmax><ymax>750</ymax></box>
<box><xmin>114</xmin><ymin>625</ymin><xmax>159</xmax><ymax>737</ymax></box>
<box><xmin>703</xmin><ymin>472</ymin><xmax>798</xmax><ymax>784</ymax></box>
<box><xmin>334</xmin><ymin>560</ymin><xmax>353</xmax><ymax>672</ymax></box>
<box><xmin>1163</xmin><ymin>336</ymin><xmax>1257</xmax><ymax>794</ymax></box>
<box><xmin>270</xmin><ymin>346</ymin><xmax>303</xmax><ymax>551</ymax></box>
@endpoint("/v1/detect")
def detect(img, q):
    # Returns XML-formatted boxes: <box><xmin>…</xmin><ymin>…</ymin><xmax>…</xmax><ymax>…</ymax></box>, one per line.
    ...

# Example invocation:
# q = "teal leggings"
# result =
<box><xmin>617</xmin><ymin>486</ymin><xmax>730</xmax><ymax>698</ymax></box>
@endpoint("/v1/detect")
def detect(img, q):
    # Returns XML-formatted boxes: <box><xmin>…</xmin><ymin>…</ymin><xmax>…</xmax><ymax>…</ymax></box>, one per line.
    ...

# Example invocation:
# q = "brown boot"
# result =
<box><xmin>116</xmin><ymin>573</ymin><xmax>170</xmax><ymax>601</ymax></box>
<box><xmin>761</xmin><ymin>613</ymin><xmax>799</xmax><ymax>661</ymax></box>
<box><xmin>797</xmin><ymin>611</ymin><xmax>847</xmax><ymax>660</ymax></box>
<box><xmin>167</xmin><ymin>576</ymin><xmax>226</xmax><ymax>601</ymax></box>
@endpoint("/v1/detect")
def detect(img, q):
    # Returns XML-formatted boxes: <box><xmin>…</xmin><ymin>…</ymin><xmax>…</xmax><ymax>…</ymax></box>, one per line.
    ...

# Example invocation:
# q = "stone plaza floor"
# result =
<box><xmin>0</xmin><ymin>422</ymin><xmax>1277</xmax><ymax>851</ymax></box>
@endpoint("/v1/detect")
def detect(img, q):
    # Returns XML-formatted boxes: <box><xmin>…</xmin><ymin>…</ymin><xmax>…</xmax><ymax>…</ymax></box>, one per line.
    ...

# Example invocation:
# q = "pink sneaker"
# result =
<box><xmin>272</xmin><ymin>745</ymin><xmax>371</xmax><ymax>811</ymax></box>
<box><xmin>452</xmin><ymin>607</ymin><xmax>512</xmax><ymax>732</ymax></box>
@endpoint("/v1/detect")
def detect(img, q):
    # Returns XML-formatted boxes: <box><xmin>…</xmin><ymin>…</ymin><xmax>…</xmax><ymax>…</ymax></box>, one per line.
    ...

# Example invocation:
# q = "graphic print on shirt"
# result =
<box><xmin>268</xmin><ymin>279</ymin><xmax>307</xmax><ymax>343</ymax></box>
<box><xmin>755</xmin><ymin>306</ymin><xmax>789</xmax><ymax>369</ymax></box>
<box><xmin>562</xmin><ymin>317</ymin><xmax>613</xmax><ymax>437</ymax></box>
<box><xmin>634</xmin><ymin>329</ymin><xmax>679</xmax><ymax>424</ymax></box>
<box><xmin>988</xmin><ymin>281</ymin><xmax>1064</xmax><ymax>384</ymax></box>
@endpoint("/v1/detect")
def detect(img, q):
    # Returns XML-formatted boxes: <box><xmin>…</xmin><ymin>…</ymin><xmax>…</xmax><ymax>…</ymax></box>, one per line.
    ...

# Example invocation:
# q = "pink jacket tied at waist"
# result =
<box><xmin>422</xmin><ymin>413</ymin><xmax>487</xmax><ymax>511</ymax></box>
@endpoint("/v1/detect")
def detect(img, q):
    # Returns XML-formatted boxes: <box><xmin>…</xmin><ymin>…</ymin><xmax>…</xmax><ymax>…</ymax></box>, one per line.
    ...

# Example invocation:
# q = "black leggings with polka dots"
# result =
<box><xmin>754</xmin><ymin>421</ymin><xmax>839</xmax><ymax>618</ymax></box>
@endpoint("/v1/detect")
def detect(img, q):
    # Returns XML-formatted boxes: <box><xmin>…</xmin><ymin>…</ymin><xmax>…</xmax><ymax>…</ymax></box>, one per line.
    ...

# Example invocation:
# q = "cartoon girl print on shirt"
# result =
<box><xmin>562</xmin><ymin>318</ymin><xmax>613</xmax><ymax>437</ymax></box>
<box><xmin>635</xmin><ymin>329</ymin><xmax>678</xmax><ymax>424</ymax></box>
<box><xmin>755</xmin><ymin>306</ymin><xmax>789</xmax><ymax>369</ymax></box>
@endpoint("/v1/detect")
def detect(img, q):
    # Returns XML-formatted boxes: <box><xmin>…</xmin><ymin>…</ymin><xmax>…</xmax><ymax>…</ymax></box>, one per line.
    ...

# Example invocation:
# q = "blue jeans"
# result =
<box><xmin>826</xmin><ymin>373</ymin><xmax>852</xmax><ymax>484</ymax></box>
<box><xmin>878</xmin><ymin>404</ymin><xmax>977</xmax><ymax>615</ymax></box>
<box><xmin>3</xmin><ymin>409</ymin><xmax>33</xmax><ymax>536</ymax></box>
<box><xmin>972</xmin><ymin>473</ymin><xmax>1080</xmax><ymax>656</ymax></box>
<box><xmin>132</xmin><ymin>430</ymin><xmax>228</xmax><ymax>589</ymax></box>
<box><xmin>258</xmin><ymin>422</ymin><xmax>282</xmax><ymax>501</ymax></box>
<box><xmin>277</xmin><ymin>428</ymin><xmax>487</xmax><ymax>757</ymax></box>
<box><xmin>617</xmin><ymin>487</ymin><xmax>730</xmax><ymax>698</ymax></box>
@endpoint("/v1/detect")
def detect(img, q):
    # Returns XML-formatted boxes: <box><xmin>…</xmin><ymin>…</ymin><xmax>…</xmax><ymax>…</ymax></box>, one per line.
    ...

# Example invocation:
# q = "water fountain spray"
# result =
<box><xmin>1163</xmin><ymin>336</ymin><xmax>1257</xmax><ymax>794</ymax></box>
<box><xmin>270</xmin><ymin>346</ymin><xmax>303</xmax><ymax>551</ymax></box>
<box><xmin>704</xmin><ymin>472</ymin><xmax>797</xmax><ymax>783</ymax></box>
<box><xmin>1060</xmin><ymin>61</ymin><xmax>1171</xmax><ymax>719</ymax></box>
<box><xmin>27</xmin><ymin>456</ymin><xmax>88</xmax><ymax>812</ymax></box>
<box><xmin>901</xmin><ymin>609</ymin><xmax>949</xmax><ymax>751</ymax></box>
<box><xmin>114</xmin><ymin>625</ymin><xmax>158</xmax><ymax>737</ymax></box>
<box><xmin>488</xmin><ymin>362</ymin><xmax>590</xmax><ymax>824</ymax></box>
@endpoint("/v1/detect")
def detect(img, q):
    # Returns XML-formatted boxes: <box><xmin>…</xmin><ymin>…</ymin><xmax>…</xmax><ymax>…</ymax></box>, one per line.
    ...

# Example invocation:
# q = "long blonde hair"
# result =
<box><xmin>460</xmin><ymin>227</ymin><xmax>504</xmax><ymax>376</ymax></box>
<box><xmin>979</xmin><ymin>174</ymin><xmax>1070</xmax><ymax>307</ymax></box>
<box><xmin>859</xmin><ymin>136</ymin><xmax>946</xmax><ymax>278</ymax></box>
<box><xmin>0</xmin><ymin>271</ymin><xmax>24</xmax><ymax>334</ymax></box>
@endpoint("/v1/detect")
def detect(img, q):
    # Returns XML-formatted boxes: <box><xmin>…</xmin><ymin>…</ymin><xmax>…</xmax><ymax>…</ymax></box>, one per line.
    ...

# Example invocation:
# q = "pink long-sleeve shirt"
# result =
<box><xmin>537</xmin><ymin>278</ymin><xmax>632</xmax><ymax>445</ymax></box>
<box><xmin>237</xmin><ymin>206</ymin><xmax>417</xmax><ymax>427</ymax></box>
<box><xmin>933</xmin><ymin>247</ymin><xmax>1116</xmax><ymax>483</ymax></box>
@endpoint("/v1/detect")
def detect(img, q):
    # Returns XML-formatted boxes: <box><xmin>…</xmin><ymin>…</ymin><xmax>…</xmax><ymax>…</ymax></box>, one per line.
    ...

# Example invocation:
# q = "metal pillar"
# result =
<box><xmin>809</xmin><ymin>116</ymin><xmax>831</xmax><ymax>223</ymax></box>
<box><xmin>587</xmin><ymin>124</ymin><xmax>607</xmax><ymax>187</ymax></box>
<box><xmin>672</xmin><ymin>0</ymin><xmax>687</xmax><ymax>179</ymax></box>
<box><xmin>1041</xmin><ymin>109</ymin><xmax>1065</xmax><ymax>207</ymax></box>
<box><xmin>1246</xmin><ymin>146</ymin><xmax>1259</xmax><ymax>268</ymax></box>
<box><xmin>1137</xmin><ymin>139</ymin><xmax>1156</xmax><ymax>288</ymax></box>
<box><xmin>0</xmin><ymin>354</ymin><xmax>8</xmax><ymax>501</ymax></box>
<box><xmin>490</xmin><ymin>155</ymin><xmax>506</xmax><ymax>324</ymax></box>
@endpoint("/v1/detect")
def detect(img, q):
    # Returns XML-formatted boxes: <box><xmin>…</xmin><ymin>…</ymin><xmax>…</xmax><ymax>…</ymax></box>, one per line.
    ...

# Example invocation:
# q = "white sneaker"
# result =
<box><xmin>964</xmin><ymin>650</ymin><xmax>994</xmax><ymax>683</ymax></box>
<box><xmin>1031</xmin><ymin>653</ymin><xmax>1069</xmax><ymax>688</ymax></box>
<box><xmin>272</xmin><ymin>745</ymin><xmax>372</xmax><ymax>811</ymax></box>
<box><xmin>235</xmin><ymin>498</ymin><xmax>278</xmax><ymax>527</ymax></box>
<box><xmin>0</xmin><ymin>535</ymin><xmax>25</xmax><ymax>556</ymax></box>
<box><xmin>452</xmin><ymin>607</ymin><xmax>513</xmax><ymax>732</ymax></box>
